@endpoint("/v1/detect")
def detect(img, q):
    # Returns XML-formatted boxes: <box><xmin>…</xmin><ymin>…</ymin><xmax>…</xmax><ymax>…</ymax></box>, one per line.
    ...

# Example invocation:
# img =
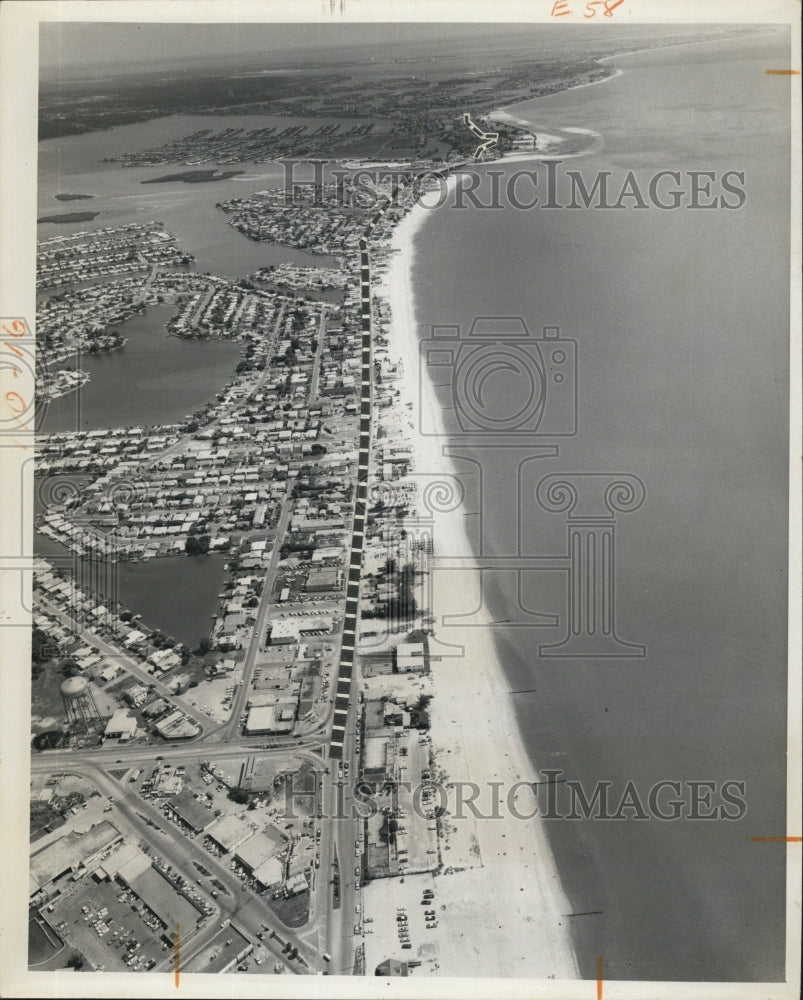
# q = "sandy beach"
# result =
<box><xmin>483</xmin><ymin>64</ymin><xmax>626</xmax><ymax>163</ymax></box>
<box><xmin>486</xmin><ymin>110</ymin><xmax>602</xmax><ymax>162</ymax></box>
<box><xmin>363</xmin><ymin>185</ymin><xmax>579</xmax><ymax>980</ymax></box>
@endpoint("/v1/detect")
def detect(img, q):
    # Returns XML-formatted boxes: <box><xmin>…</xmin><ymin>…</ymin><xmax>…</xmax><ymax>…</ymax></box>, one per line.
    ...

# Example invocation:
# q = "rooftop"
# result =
<box><xmin>208</xmin><ymin>813</ymin><xmax>254</xmax><ymax>853</ymax></box>
<box><xmin>127</xmin><ymin>865</ymin><xmax>203</xmax><ymax>932</ymax></box>
<box><xmin>168</xmin><ymin>789</ymin><xmax>214</xmax><ymax>833</ymax></box>
<box><xmin>234</xmin><ymin>826</ymin><xmax>284</xmax><ymax>871</ymax></box>
<box><xmin>30</xmin><ymin>820</ymin><xmax>122</xmax><ymax>892</ymax></box>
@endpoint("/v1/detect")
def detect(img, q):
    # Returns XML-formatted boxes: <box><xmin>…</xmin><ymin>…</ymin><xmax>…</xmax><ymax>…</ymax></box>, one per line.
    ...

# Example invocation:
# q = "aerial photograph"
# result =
<box><xmin>3</xmin><ymin>4</ymin><xmax>797</xmax><ymax>996</ymax></box>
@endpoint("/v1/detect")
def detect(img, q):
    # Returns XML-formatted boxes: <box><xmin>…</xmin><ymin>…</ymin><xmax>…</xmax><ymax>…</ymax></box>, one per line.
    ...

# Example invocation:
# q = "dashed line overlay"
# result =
<box><xmin>328</xmin><ymin>172</ymin><xmax>447</xmax><ymax>759</ymax></box>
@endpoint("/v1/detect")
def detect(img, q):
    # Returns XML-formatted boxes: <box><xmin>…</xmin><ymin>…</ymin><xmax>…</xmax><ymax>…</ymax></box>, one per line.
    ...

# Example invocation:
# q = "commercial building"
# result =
<box><xmin>195</xmin><ymin>926</ymin><xmax>253</xmax><ymax>974</ymax></box>
<box><xmin>284</xmin><ymin>872</ymin><xmax>308</xmax><ymax>897</ymax></box>
<box><xmin>96</xmin><ymin>842</ymin><xmax>152</xmax><ymax>883</ymax></box>
<box><xmin>104</xmin><ymin>709</ymin><xmax>137</xmax><ymax>741</ymax></box>
<box><xmin>154</xmin><ymin>710</ymin><xmax>200</xmax><ymax>740</ymax></box>
<box><xmin>206</xmin><ymin>814</ymin><xmax>255</xmax><ymax>854</ymax></box>
<box><xmin>29</xmin><ymin>821</ymin><xmax>123</xmax><ymax>897</ymax></box>
<box><xmin>362</xmin><ymin>734</ymin><xmax>394</xmax><ymax>791</ymax></box>
<box><xmin>233</xmin><ymin>826</ymin><xmax>284</xmax><ymax>876</ymax></box>
<box><xmin>121</xmin><ymin>865</ymin><xmax>204</xmax><ymax>941</ymax></box>
<box><xmin>267</xmin><ymin>615</ymin><xmax>333</xmax><ymax>644</ymax></box>
<box><xmin>311</xmin><ymin>544</ymin><xmax>345</xmax><ymax>562</ymax></box>
<box><xmin>243</xmin><ymin>686</ymin><xmax>299</xmax><ymax>734</ymax></box>
<box><xmin>304</xmin><ymin>567</ymin><xmax>341</xmax><ymax>592</ymax></box>
<box><xmin>238</xmin><ymin>754</ymin><xmax>277</xmax><ymax>793</ymax></box>
<box><xmin>166</xmin><ymin>790</ymin><xmax>216</xmax><ymax>834</ymax></box>
<box><xmin>244</xmin><ymin>704</ymin><xmax>296</xmax><ymax>735</ymax></box>
<box><xmin>252</xmin><ymin>856</ymin><xmax>284</xmax><ymax>889</ymax></box>
<box><xmin>395</xmin><ymin>640</ymin><xmax>427</xmax><ymax>674</ymax></box>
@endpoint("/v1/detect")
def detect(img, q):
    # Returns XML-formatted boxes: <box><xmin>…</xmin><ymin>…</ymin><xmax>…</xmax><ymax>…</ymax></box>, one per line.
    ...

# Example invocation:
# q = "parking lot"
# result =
<box><xmin>362</xmin><ymin>872</ymin><xmax>443</xmax><ymax>973</ymax></box>
<box><xmin>46</xmin><ymin>877</ymin><xmax>167</xmax><ymax>972</ymax></box>
<box><xmin>394</xmin><ymin>732</ymin><xmax>439</xmax><ymax>874</ymax></box>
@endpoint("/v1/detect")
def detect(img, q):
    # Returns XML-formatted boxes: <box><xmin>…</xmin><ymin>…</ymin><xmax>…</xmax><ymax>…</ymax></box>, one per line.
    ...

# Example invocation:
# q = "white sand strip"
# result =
<box><xmin>369</xmin><ymin>185</ymin><xmax>580</xmax><ymax>979</ymax></box>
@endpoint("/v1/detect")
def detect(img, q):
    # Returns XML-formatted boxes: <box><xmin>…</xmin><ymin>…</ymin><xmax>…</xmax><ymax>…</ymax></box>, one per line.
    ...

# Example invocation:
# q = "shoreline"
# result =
<box><xmin>489</xmin><ymin>66</ymin><xmax>623</xmax><ymax>129</ymax></box>
<box><xmin>374</xmin><ymin>183</ymin><xmax>579</xmax><ymax>979</ymax></box>
<box><xmin>486</xmin><ymin>68</ymin><xmax>618</xmax><ymax>163</ymax></box>
<box><xmin>596</xmin><ymin>25</ymin><xmax>779</xmax><ymax>65</ymax></box>
<box><xmin>488</xmin><ymin>27</ymin><xmax>770</xmax><ymax>152</ymax></box>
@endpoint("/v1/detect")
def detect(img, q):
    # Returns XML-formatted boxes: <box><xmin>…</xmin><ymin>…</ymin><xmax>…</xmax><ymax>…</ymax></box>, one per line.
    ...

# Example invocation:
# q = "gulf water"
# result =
<box><xmin>412</xmin><ymin>31</ymin><xmax>790</xmax><ymax>981</ymax></box>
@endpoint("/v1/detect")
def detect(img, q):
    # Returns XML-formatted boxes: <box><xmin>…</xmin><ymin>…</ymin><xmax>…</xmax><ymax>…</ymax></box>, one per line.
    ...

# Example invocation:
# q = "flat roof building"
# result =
<box><xmin>154</xmin><ymin>710</ymin><xmax>200</xmax><ymax>740</ymax></box>
<box><xmin>114</xmin><ymin>850</ymin><xmax>153</xmax><ymax>886</ymax></box>
<box><xmin>395</xmin><ymin>641</ymin><xmax>427</xmax><ymax>674</ymax></box>
<box><xmin>200</xmin><ymin>926</ymin><xmax>253</xmax><ymax>974</ymax></box>
<box><xmin>167</xmin><ymin>789</ymin><xmax>216</xmax><ymax>834</ymax></box>
<box><xmin>95</xmin><ymin>842</ymin><xmax>152</xmax><ymax>883</ymax></box>
<box><xmin>207</xmin><ymin>814</ymin><xmax>255</xmax><ymax>854</ymax></box>
<box><xmin>268</xmin><ymin>615</ymin><xmax>333</xmax><ymax>644</ymax></box>
<box><xmin>105</xmin><ymin>709</ymin><xmax>137</xmax><ymax>741</ymax></box>
<box><xmin>234</xmin><ymin>827</ymin><xmax>284</xmax><ymax>873</ymax></box>
<box><xmin>304</xmin><ymin>568</ymin><xmax>341</xmax><ymax>592</ymax></box>
<box><xmin>30</xmin><ymin>821</ymin><xmax>122</xmax><ymax>895</ymax></box>
<box><xmin>244</xmin><ymin>704</ymin><xmax>295</xmax><ymax>735</ymax></box>
<box><xmin>124</xmin><ymin>866</ymin><xmax>203</xmax><ymax>939</ymax></box>
<box><xmin>284</xmin><ymin>872</ymin><xmax>308</xmax><ymax>897</ymax></box>
<box><xmin>238</xmin><ymin>755</ymin><xmax>277</xmax><ymax>793</ymax></box>
<box><xmin>252</xmin><ymin>856</ymin><xmax>284</xmax><ymax>888</ymax></box>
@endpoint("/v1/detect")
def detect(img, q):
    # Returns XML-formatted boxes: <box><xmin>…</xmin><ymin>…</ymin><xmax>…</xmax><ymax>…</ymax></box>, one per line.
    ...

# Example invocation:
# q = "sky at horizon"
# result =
<box><xmin>39</xmin><ymin>22</ymin><xmax>538</xmax><ymax>78</ymax></box>
<box><xmin>37</xmin><ymin>20</ymin><xmax>737</xmax><ymax>81</ymax></box>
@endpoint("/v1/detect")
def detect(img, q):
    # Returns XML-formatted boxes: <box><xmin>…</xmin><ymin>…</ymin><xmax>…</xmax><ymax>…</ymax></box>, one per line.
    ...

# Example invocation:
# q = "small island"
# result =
<box><xmin>38</xmin><ymin>211</ymin><xmax>100</xmax><ymax>223</ymax></box>
<box><xmin>55</xmin><ymin>193</ymin><xmax>95</xmax><ymax>201</ymax></box>
<box><xmin>142</xmin><ymin>169</ymin><xmax>245</xmax><ymax>185</ymax></box>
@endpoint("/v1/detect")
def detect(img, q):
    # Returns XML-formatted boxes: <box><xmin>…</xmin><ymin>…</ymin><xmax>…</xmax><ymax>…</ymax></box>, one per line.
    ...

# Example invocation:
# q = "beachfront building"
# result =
<box><xmin>395</xmin><ymin>641</ymin><xmax>427</xmax><ymax>674</ymax></box>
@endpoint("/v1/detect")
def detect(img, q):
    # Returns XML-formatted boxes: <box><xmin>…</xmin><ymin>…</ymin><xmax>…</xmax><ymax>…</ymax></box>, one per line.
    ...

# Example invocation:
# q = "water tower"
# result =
<box><xmin>60</xmin><ymin>675</ymin><xmax>102</xmax><ymax>733</ymax></box>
